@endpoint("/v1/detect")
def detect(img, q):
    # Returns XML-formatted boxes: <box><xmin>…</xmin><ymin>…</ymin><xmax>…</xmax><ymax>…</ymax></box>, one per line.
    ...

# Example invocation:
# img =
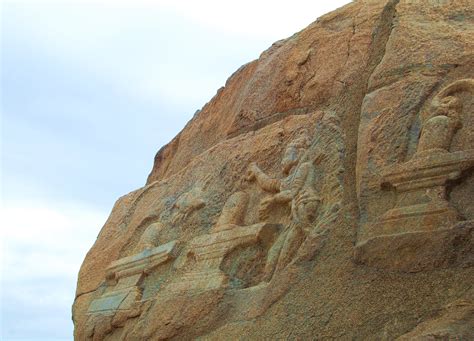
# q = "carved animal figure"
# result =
<box><xmin>171</xmin><ymin>174</ymin><xmax>212</xmax><ymax>225</ymax></box>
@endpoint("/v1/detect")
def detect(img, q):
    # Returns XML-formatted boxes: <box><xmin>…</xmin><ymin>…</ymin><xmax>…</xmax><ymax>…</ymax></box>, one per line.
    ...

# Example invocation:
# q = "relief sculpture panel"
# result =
<box><xmin>355</xmin><ymin>79</ymin><xmax>474</xmax><ymax>272</ymax></box>
<box><xmin>85</xmin><ymin>237</ymin><xmax>178</xmax><ymax>340</ymax></box>
<box><xmin>72</xmin><ymin>3</ymin><xmax>474</xmax><ymax>338</ymax></box>
<box><xmin>81</xmin><ymin>112</ymin><xmax>347</xmax><ymax>340</ymax></box>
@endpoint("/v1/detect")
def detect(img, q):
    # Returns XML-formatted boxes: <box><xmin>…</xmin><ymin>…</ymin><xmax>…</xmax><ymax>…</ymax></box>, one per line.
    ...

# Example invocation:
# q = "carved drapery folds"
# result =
<box><xmin>355</xmin><ymin>79</ymin><xmax>474</xmax><ymax>272</ymax></box>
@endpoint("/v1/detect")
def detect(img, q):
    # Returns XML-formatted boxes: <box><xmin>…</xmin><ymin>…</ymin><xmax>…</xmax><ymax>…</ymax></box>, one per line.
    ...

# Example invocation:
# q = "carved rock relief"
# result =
<box><xmin>84</xmin><ymin>112</ymin><xmax>346</xmax><ymax>340</ymax></box>
<box><xmin>170</xmin><ymin>174</ymin><xmax>211</xmax><ymax>226</ymax></box>
<box><xmin>74</xmin><ymin>2</ymin><xmax>474</xmax><ymax>339</ymax></box>
<box><xmin>85</xmin><ymin>240</ymin><xmax>179</xmax><ymax>340</ymax></box>
<box><xmin>355</xmin><ymin>79</ymin><xmax>474</xmax><ymax>272</ymax></box>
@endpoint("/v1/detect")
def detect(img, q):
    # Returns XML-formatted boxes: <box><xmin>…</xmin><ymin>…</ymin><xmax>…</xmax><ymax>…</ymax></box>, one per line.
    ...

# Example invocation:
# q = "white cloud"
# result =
<box><xmin>4</xmin><ymin>0</ymin><xmax>351</xmax><ymax>107</ymax></box>
<box><xmin>1</xmin><ymin>200</ymin><xmax>107</xmax><ymax>279</ymax></box>
<box><xmin>157</xmin><ymin>0</ymin><xmax>352</xmax><ymax>37</ymax></box>
<box><xmin>1</xmin><ymin>200</ymin><xmax>108</xmax><ymax>338</ymax></box>
<box><xmin>7</xmin><ymin>0</ymin><xmax>351</xmax><ymax>39</ymax></box>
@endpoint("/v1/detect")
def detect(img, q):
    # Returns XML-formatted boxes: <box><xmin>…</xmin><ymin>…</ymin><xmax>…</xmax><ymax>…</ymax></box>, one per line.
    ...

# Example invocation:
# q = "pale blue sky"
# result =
<box><xmin>1</xmin><ymin>0</ymin><xmax>349</xmax><ymax>339</ymax></box>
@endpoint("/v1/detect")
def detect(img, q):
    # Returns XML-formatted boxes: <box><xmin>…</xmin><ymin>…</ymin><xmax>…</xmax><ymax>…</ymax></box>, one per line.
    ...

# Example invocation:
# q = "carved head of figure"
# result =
<box><xmin>432</xmin><ymin>95</ymin><xmax>463</xmax><ymax>122</ymax></box>
<box><xmin>416</xmin><ymin>81</ymin><xmax>472</xmax><ymax>156</ymax></box>
<box><xmin>281</xmin><ymin>129</ymin><xmax>311</xmax><ymax>175</ymax></box>
<box><xmin>425</xmin><ymin>78</ymin><xmax>474</xmax><ymax>123</ymax></box>
<box><xmin>135</xmin><ymin>222</ymin><xmax>164</xmax><ymax>253</ymax></box>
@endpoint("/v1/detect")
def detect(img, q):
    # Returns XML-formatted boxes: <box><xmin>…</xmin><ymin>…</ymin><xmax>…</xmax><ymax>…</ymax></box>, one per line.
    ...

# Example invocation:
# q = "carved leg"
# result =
<box><xmin>258</xmin><ymin>196</ymin><xmax>275</xmax><ymax>222</ymax></box>
<box><xmin>262</xmin><ymin>229</ymin><xmax>288</xmax><ymax>282</ymax></box>
<box><xmin>274</xmin><ymin>224</ymin><xmax>305</xmax><ymax>274</ymax></box>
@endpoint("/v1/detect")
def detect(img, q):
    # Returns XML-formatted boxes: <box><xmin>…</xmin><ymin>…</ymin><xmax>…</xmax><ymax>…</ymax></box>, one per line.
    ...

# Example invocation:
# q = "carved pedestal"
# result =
<box><xmin>355</xmin><ymin>150</ymin><xmax>474</xmax><ymax>271</ymax></box>
<box><xmin>88</xmin><ymin>240</ymin><xmax>178</xmax><ymax>315</ymax></box>
<box><xmin>165</xmin><ymin>223</ymin><xmax>280</xmax><ymax>294</ymax></box>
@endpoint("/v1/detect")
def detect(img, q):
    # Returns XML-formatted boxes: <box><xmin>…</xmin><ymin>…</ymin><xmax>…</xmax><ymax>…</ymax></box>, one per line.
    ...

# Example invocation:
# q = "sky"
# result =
<box><xmin>0</xmin><ymin>0</ymin><xmax>350</xmax><ymax>339</ymax></box>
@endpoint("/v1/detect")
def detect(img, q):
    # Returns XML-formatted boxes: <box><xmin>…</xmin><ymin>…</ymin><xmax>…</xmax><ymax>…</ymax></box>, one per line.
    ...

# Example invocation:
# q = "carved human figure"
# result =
<box><xmin>135</xmin><ymin>222</ymin><xmax>164</xmax><ymax>253</ymax></box>
<box><xmin>416</xmin><ymin>79</ymin><xmax>473</xmax><ymax>156</ymax></box>
<box><xmin>213</xmin><ymin>191</ymin><xmax>250</xmax><ymax>232</ymax></box>
<box><xmin>246</xmin><ymin>130</ymin><xmax>321</xmax><ymax>280</ymax></box>
<box><xmin>417</xmin><ymin>96</ymin><xmax>462</xmax><ymax>155</ymax></box>
<box><xmin>247</xmin><ymin>130</ymin><xmax>312</xmax><ymax>220</ymax></box>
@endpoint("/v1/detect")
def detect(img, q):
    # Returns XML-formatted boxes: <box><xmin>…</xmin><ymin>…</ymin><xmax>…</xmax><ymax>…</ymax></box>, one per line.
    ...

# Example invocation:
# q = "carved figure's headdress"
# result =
<box><xmin>424</xmin><ymin>79</ymin><xmax>474</xmax><ymax>121</ymax></box>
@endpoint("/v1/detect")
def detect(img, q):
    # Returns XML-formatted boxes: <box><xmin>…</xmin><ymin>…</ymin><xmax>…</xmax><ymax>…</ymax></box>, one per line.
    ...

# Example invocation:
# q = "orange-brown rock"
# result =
<box><xmin>74</xmin><ymin>1</ymin><xmax>474</xmax><ymax>339</ymax></box>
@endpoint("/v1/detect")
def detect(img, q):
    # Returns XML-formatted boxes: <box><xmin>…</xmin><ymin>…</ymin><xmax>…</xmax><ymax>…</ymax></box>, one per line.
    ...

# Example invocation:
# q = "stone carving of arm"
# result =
<box><xmin>271</xmin><ymin>190</ymin><xmax>293</xmax><ymax>203</ymax></box>
<box><xmin>271</xmin><ymin>162</ymin><xmax>310</xmax><ymax>204</ymax></box>
<box><xmin>257</xmin><ymin>163</ymin><xmax>311</xmax><ymax>221</ymax></box>
<box><xmin>247</xmin><ymin>162</ymin><xmax>280</xmax><ymax>193</ymax></box>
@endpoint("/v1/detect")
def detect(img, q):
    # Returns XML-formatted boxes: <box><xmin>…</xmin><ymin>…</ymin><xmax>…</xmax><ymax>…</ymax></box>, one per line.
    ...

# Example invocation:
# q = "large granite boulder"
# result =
<box><xmin>73</xmin><ymin>1</ymin><xmax>474</xmax><ymax>339</ymax></box>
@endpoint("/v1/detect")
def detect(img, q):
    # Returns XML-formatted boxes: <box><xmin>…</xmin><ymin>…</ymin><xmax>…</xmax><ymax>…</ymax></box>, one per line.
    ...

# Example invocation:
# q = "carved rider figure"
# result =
<box><xmin>247</xmin><ymin>130</ymin><xmax>312</xmax><ymax>219</ymax></box>
<box><xmin>246</xmin><ymin>129</ymin><xmax>321</xmax><ymax>280</ymax></box>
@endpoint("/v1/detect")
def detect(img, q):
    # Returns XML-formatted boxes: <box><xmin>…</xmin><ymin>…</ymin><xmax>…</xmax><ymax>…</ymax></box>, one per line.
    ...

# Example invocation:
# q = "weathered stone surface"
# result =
<box><xmin>397</xmin><ymin>300</ymin><xmax>474</xmax><ymax>340</ymax></box>
<box><xmin>355</xmin><ymin>77</ymin><xmax>474</xmax><ymax>271</ymax></box>
<box><xmin>74</xmin><ymin>1</ymin><xmax>474</xmax><ymax>339</ymax></box>
<box><xmin>354</xmin><ymin>221</ymin><xmax>474</xmax><ymax>272</ymax></box>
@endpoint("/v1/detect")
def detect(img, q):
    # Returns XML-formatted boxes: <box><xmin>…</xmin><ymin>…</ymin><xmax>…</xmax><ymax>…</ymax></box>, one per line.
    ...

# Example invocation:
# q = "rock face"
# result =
<box><xmin>73</xmin><ymin>1</ymin><xmax>474</xmax><ymax>339</ymax></box>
